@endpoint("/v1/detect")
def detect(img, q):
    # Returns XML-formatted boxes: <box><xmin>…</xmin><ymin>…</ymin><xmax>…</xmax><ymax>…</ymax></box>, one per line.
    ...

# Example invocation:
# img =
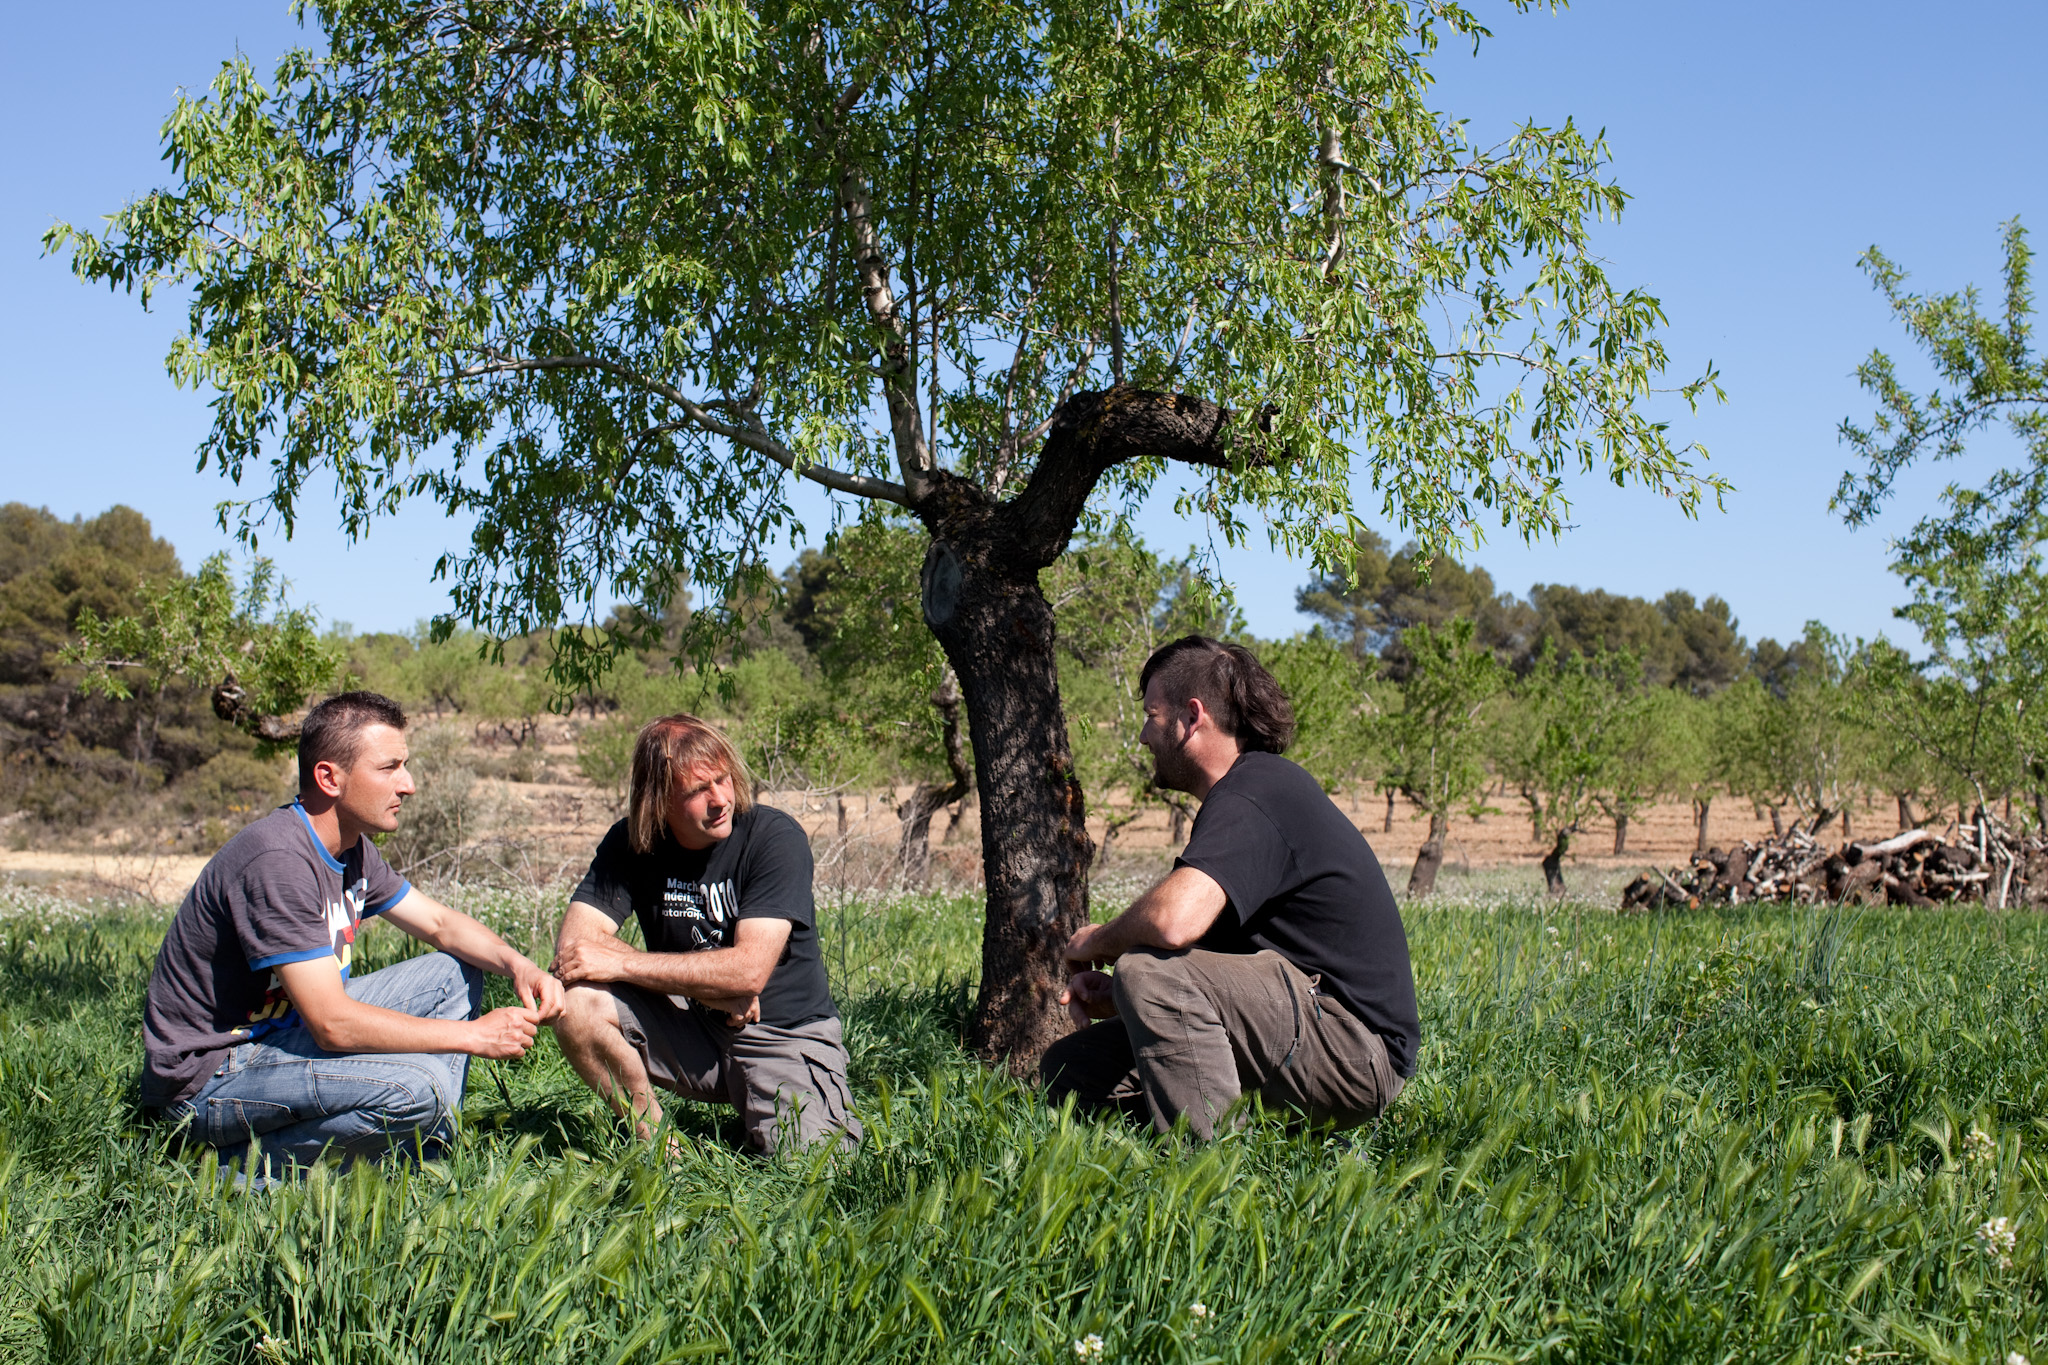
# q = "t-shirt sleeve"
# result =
<box><xmin>359</xmin><ymin>838</ymin><xmax>411</xmax><ymax>917</ymax></box>
<box><xmin>572</xmin><ymin>824</ymin><xmax>637</xmax><ymax>927</ymax></box>
<box><xmin>1174</xmin><ymin>792</ymin><xmax>1294</xmax><ymax>930</ymax></box>
<box><xmin>736</xmin><ymin>812</ymin><xmax>815</xmax><ymax>929</ymax></box>
<box><xmin>232</xmin><ymin>851</ymin><xmax>342</xmax><ymax>971</ymax></box>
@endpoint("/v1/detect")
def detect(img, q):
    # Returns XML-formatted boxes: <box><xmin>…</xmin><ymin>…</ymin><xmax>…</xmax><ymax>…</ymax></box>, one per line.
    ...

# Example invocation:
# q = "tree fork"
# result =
<box><xmin>909</xmin><ymin>386</ymin><xmax>1261</xmax><ymax>1069</ymax></box>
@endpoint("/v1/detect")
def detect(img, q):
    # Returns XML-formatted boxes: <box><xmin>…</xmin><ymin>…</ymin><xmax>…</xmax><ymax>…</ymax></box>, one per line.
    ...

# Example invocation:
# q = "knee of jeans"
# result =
<box><xmin>454</xmin><ymin>958</ymin><xmax>486</xmax><ymax>1017</ymax></box>
<box><xmin>369</xmin><ymin>1068</ymin><xmax>458</xmax><ymax>1133</ymax></box>
<box><xmin>1110</xmin><ymin>946</ymin><xmax>1186</xmax><ymax>1011</ymax></box>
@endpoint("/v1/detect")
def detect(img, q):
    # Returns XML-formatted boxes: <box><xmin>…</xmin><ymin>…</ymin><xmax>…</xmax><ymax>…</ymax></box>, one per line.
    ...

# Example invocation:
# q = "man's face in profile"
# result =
<box><xmin>1139</xmin><ymin>678</ymin><xmax>1204</xmax><ymax>794</ymax></box>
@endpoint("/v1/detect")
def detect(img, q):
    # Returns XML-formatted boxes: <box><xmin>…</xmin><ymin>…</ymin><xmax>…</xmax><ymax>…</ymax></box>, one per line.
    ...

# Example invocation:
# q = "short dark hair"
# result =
<box><xmin>298</xmin><ymin>691</ymin><xmax>409</xmax><ymax>790</ymax></box>
<box><xmin>1138</xmin><ymin>635</ymin><xmax>1295</xmax><ymax>755</ymax></box>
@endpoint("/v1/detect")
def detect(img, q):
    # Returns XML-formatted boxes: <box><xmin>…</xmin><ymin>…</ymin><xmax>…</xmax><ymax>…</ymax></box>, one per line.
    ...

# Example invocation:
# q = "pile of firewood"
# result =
<box><xmin>1622</xmin><ymin>820</ymin><xmax>2048</xmax><ymax>910</ymax></box>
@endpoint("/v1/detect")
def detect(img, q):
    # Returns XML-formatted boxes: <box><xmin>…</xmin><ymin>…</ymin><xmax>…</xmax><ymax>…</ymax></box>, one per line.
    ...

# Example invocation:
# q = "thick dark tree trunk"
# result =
<box><xmin>1407</xmin><ymin>809</ymin><xmax>1448</xmax><ymax>898</ymax></box>
<box><xmin>1897</xmin><ymin>792</ymin><xmax>1917</xmax><ymax>830</ymax></box>
<box><xmin>1769</xmin><ymin>804</ymin><xmax>1785</xmax><ymax>838</ymax></box>
<box><xmin>1383</xmin><ymin>789</ymin><xmax>1396</xmax><ymax>833</ymax></box>
<box><xmin>1169</xmin><ymin>800</ymin><xmax>1189</xmax><ymax>847</ymax></box>
<box><xmin>1693</xmin><ymin>796</ymin><xmax>1711</xmax><ymax>855</ymax></box>
<box><xmin>910</xmin><ymin>387</ymin><xmax>1263</xmax><ymax>1070</ymax></box>
<box><xmin>1541</xmin><ymin>828</ymin><xmax>1571</xmax><ymax>898</ymax></box>
<box><xmin>1611</xmin><ymin>810</ymin><xmax>1630</xmax><ymax>856</ymax></box>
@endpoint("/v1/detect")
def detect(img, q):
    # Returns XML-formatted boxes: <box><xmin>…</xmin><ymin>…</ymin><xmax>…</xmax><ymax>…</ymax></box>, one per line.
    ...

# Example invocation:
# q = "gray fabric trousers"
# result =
<box><xmin>609</xmin><ymin>985</ymin><xmax>862</xmax><ymax>1154</ymax></box>
<box><xmin>1041</xmin><ymin>947</ymin><xmax>1404</xmax><ymax>1139</ymax></box>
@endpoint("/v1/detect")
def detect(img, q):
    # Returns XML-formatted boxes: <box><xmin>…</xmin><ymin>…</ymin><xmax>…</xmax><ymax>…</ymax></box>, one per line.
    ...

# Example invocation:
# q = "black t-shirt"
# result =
<box><xmin>1174</xmin><ymin>751</ymin><xmax>1420</xmax><ymax>1076</ymax></box>
<box><xmin>572</xmin><ymin>805</ymin><xmax>836</xmax><ymax>1029</ymax></box>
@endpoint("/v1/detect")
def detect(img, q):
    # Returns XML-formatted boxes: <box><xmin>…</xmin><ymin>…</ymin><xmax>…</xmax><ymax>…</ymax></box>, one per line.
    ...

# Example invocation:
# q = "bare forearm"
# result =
<box><xmin>611</xmin><ymin>946</ymin><xmax>771</xmax><ymax>997</ymax></box>
<box><xmin>409</xmin><ymin>913</ymin><xmax>525</xmax><ymax>976</ymax></box>
<box><xmin>306</xmin><ymin>1001</ymin><xmax>482</xmax><ymax>1055</ymax></box>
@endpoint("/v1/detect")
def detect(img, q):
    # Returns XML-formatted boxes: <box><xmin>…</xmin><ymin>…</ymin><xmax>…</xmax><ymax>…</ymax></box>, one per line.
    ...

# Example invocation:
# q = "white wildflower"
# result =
<box><xmin>1072</xmin><ymin>1333</ymin><xmax>1106</xmax><ymax>1359</ymax></box>
<box><xmin>255</xmin><ymin>1335</ymin><xmax>291</xmax><ymax>1362</ymax></box>
<box><xmin>2006</xmin><ymin>1352</ymin><xmax>2028</xmax><ymax>1365</ymax></box>
<box><xmin>1188</xmin><ymin>1302</ymin><xmax>1210</xmax><ymax>1322</ymax></box>
<box><xmin>1545</xmin><ymin>925</ymin><xmax>1560</xmax><ymax>941</ymax></box>
<box><xmin>1965</xmin><ymin>1127</ymin><xmax>1997</xmax><ymax>1164</ymax></box>
<box><xmin>1977</xmin><ymin>1215</ymin><xmax>2018</xmax><ymax>1269</ymax></box>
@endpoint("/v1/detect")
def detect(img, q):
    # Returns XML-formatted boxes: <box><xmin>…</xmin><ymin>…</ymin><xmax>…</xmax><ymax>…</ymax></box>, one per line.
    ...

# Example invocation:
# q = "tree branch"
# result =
<box><xmin>447</xmin><ymin>354</ymin><xmax>909</xmax><ymax>504</ymax></box>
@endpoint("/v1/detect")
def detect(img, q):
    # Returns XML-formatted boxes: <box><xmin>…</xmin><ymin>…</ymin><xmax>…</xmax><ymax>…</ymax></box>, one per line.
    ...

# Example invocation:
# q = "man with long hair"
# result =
<box><xmin>143</xmin><ymin>691</ymin><xmax>564</xmax><ymax>1180</ymax></box>
<box><xmin>1043</xmin><ymin>636</ymin><xmax>1418</xmax><ymax>1138</ymax></box>
<box><xmin>550</xmin><ymin>714</ymin><xmax>860</xmax><ymax>1153</ymax></box>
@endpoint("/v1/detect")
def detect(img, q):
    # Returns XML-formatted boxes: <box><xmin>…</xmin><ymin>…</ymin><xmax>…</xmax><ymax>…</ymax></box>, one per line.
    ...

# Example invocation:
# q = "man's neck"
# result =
<box><xmin>296</xmin><ymin>793</ymin><xmax>356</xmax><ymax>858</ymax></box>
<box><xmin>1186</xmin><ymin>745</ymin><xmax>1244</xmax><ymax>802</ymax></box>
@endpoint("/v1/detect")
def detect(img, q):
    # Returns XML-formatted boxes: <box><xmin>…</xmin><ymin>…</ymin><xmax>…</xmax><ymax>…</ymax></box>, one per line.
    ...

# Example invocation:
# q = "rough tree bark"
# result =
<box><xmin>1407</xmin><ymin>808</ymin><xmax>1447</xmax><ymax>898</ymax></box>
<box><xmin>1383</xmin><ymin>789</ymin><xmax>1396</xmax><ymax>834</ymax></box>
<box><xmin>1896</xmin><ymin>792</ymin><xmax>1917</xmax><ymax>830</ymax></box>
<box><xmin>913</xmin><ymin>386</ymin><xmax>1266</xmax><ymax>1069</ymax></box>
<box><xmin>1611</xmin><ymin>810</ymin><xmax>1630</xmax><ymax>856</ymax></box>
<box><xmin>1693</xmin><ymin>796</ymin><xmax>1711</xmax><ymax>855</ymax></box>
<box><xmin>211</xmin><ymin>672</ymin><xmax>302</xmax><ymax>744</ymax></box>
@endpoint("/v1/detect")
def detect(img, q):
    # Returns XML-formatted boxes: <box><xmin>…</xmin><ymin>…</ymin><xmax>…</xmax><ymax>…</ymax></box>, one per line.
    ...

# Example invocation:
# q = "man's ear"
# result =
<box><xmin>1183</xmin><ymin>697</ymin><xmax>1212</xmax><ymax>734</ymax></box>
<box><xmin>308</xmin><ymin>759</ymin><xmax>346</xmax><ymax>799</ymax></box>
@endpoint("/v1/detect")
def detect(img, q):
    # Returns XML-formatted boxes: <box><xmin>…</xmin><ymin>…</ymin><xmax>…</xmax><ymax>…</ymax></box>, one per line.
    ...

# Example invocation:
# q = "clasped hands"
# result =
<box><xmin>1058</xmin><ymin>922</ymin><xmax>1120</xmax><ymax>1030</ymax></box>
<box><xmin>550</xmin><ymin>935</ymin><xmax>760</xmax><ymax>1029</ymax></box>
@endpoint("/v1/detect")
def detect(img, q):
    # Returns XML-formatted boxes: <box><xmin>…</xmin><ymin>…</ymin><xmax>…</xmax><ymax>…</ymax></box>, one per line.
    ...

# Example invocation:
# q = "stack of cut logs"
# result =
<box><xmin>1621</xmin><ymin>820</ymin><xmax>2048</xmax><ymax>910</ymax></box>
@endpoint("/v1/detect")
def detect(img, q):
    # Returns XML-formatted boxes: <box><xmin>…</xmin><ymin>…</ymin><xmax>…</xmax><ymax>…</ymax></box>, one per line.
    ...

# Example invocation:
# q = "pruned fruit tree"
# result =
<box><xmin>52</xmin><ymin>0</ymin><xmax>1724</xmax><ymax>1068</ymax></box>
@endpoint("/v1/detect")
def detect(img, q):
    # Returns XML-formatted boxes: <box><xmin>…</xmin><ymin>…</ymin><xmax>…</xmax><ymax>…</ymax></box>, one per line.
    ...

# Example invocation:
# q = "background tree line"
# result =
<box><xmin>11</xmin><ymin>499</ymin><xmax>2036</xmax><ymax>907</ymax></box>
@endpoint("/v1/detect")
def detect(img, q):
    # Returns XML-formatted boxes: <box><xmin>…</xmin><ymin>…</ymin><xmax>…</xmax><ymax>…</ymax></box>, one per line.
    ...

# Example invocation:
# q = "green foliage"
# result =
<box><xmin>1377</xmin><ymin>619</ymin><xmax>1504</xmax><ymax>832</ymax></box>
<box><xmin>1496</xmin><ymin>645</ymin><xmax>1644</xmax><ymax>851</ymax></box>
<box><xmin>63</xmin><ymin>554</ymin><xmax>344</xmax><ymax>751</ymax></box>
<box><xmin>50</xmin><ymin>0</ymin><xmax>1724</xmax><ymax>696</ymax></box>
<box><xmin>0</xmin><ymin>504</ymin><xmax>180</xmax><ymax>686</ymax></box>
<box><xmin>1720</xmin><ymin>628</ymin><xmax>1865</xmax><ymax>830</ymax></box>
<box><xmin>1295</xmin><ymin>529</ymin><xmax>1532</xmax><ymax>676</ymax></box>
<box><xmin>9</xmin><ymin>889</ymin><xmax>2048</xmax><ymax>1362</ymax></box>
<box><xmin>1836</xmin><ymin>218</ymin><xmax>2048</xmax><ymax>578</ymax></box>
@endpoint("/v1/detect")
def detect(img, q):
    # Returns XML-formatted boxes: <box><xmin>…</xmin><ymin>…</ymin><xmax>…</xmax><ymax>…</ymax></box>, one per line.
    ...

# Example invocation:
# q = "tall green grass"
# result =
<box><xmin>3</xmin><ymin>881</ymin><xmax>2046</xmax><ymax>1363</ymax></box>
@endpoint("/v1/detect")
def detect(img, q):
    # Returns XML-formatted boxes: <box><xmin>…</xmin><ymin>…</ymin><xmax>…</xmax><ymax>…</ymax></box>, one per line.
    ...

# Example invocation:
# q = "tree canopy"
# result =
<box><xmin>53</xmin><ymin>0</ymin><xmax>1726</xmax><ymax>1060</ymax></box>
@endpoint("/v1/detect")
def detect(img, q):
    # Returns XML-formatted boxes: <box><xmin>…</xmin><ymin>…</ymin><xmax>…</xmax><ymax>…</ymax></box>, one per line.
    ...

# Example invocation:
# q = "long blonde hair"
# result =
<box><xmin>627</xmin><ymin>714</ymin><xmax>755</xmax><ymax>853</ymax></box>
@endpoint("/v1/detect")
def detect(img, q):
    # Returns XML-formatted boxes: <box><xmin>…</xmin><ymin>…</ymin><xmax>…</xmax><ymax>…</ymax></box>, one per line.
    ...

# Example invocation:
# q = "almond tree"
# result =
<box><xmin>1376</xmin><ymin>617</ymin><xmax>1502</xmax><ymax>896</ymax></box>
<box><xmin>52</xmin><ymin>0</ymin><xmax>1723</xmax><ymax>1064</ymax></box>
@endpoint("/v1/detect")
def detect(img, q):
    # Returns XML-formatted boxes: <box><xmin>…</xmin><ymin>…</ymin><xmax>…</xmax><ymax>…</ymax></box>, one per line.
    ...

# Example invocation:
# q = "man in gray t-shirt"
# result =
<box><xmin>144</xmin><ymin>692</ymin><xmax>563</xmax><ymax>1178</ymax></box>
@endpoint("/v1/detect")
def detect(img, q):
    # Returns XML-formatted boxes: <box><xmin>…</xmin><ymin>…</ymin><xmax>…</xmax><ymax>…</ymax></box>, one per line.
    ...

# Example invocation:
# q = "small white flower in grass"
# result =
<box><xmin>1546</xmin><ymin>925</ymin><xmax>1559</xmax><ymax>941</ymax></box>
<box><xmin>1188</xmin><ymin>1302</ymin><xmax>1210</xmax><ymax>1321</ymax></box>
<box><xmin>2006</xmin><ymin>1352</ymin><xmax>2028</xmax><ymax>1365</ymax></box>
<box><xmin>1977</xmin><ymin>1215</ymin><xmax>2018</xmax><ymax>1269</ymax></box>
<box><xmin>1073</xmin><ymin>1333</ymin><xmax>1105</xmax><ymax>1359</ymax></box>
<box><xmin>1966</xmin><ymin>1127</ymin><xmax>1997</xmax><ymax>1164</ymax></box>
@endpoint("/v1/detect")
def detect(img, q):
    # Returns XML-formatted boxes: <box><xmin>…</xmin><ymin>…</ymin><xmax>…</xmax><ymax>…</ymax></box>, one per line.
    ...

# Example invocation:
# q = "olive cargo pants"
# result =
<box><xmin>1041</xmin><ymin>948</ymin><xmax>1403</xmax><ymax>1139</ymax></box>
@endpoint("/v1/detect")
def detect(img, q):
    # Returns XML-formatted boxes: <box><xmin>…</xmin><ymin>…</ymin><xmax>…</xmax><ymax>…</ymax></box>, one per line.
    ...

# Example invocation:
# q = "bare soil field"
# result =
<box><xmin>3</xmin><ymin>732</ymin><xmax>1907</xmax><ymax>903</ymax></box>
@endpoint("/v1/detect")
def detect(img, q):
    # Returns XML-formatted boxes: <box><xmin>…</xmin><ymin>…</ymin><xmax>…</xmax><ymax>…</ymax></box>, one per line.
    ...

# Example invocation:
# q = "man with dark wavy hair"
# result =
<box><xmin>1043</xmin><ymin>636</ymin><xmax>1418</xmax><ymax>1138</ymax></box>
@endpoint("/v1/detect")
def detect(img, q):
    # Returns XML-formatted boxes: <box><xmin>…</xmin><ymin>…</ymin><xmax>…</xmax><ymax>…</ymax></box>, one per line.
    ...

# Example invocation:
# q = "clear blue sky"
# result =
<box><xmin>6</xmin><ymin>2</ymin><xmax>2045</xmax><ymax>649</ymax></box>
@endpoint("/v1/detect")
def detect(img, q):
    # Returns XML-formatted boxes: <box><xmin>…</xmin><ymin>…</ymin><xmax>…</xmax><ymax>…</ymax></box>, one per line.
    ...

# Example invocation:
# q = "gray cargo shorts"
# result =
<box><xmin>609</xmin><ymin>984</ymin><xmax>863</xmax><ymax>1154</ymax></box>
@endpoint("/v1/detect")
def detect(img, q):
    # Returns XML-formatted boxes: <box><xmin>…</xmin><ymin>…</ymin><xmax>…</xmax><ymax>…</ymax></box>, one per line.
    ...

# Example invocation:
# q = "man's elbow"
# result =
<box><xmin>298</xmin><ymin>1009</ymin><xmax>352</xmax><ymax>1052</ymax></box>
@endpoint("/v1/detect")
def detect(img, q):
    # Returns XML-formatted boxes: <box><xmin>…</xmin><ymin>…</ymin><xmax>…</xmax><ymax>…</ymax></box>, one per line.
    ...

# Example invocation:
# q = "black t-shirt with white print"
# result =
<box><xmin>572</xmin><ymin>805</ymin><xmax>836</xmax><ymax>1029</ymax></box>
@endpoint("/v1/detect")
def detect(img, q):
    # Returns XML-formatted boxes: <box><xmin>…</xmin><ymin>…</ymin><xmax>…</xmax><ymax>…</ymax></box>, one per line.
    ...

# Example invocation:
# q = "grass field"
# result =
<box><xmin>3</xmin><ymin>876</ymin><xmax>2047</xmax><ymax>1364</ymax></box>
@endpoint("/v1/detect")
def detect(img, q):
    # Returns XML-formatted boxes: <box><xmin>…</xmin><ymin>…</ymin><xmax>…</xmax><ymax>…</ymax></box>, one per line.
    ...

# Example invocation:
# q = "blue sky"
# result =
<box><xmin>5</xmin><ymin>1</ymin><xmax>2045</xmax><ymax>649</ymax></box>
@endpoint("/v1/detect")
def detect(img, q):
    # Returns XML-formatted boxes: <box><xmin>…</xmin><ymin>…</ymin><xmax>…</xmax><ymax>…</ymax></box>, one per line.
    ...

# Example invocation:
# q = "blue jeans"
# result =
<box><xmin>169</xmin><ymin>951</ymin><xmax>484</xmax><ymax>1178</ymax></box>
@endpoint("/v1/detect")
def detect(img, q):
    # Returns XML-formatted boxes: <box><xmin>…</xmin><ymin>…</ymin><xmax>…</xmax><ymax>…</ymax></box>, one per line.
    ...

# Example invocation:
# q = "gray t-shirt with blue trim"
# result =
<box><xmin>141</xmin><ymin>801</ymin><xmax>411</xmax><ymax>1105</ymax></box>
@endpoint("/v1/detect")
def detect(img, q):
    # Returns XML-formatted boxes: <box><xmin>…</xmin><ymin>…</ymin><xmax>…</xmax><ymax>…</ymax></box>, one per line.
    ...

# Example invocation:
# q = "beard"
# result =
<box><xmin>1149</xmin><ymin>736</ymin><xmax>1205</xmax><ymax>795</ymax></box>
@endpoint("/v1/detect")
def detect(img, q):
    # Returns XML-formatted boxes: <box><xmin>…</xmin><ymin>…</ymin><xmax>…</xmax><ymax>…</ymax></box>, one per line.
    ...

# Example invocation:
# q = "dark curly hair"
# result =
<box><xmin>1138</xmin><ymin>636</ymin><xmax>1295</xmax><ymax>755</ymax></box>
